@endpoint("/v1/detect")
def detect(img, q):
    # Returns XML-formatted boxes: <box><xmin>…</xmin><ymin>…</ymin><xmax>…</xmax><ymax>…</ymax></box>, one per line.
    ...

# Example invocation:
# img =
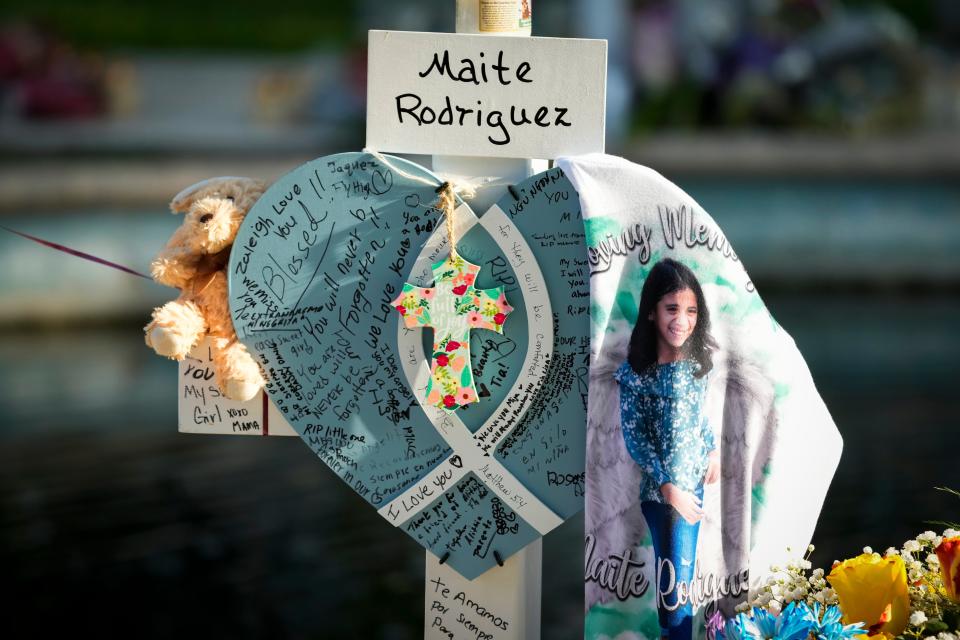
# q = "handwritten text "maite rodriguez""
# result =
<box><xmin>395</xmin><ymin>49</ymin><xmax>572</xmax><ymax>146</ymax></box>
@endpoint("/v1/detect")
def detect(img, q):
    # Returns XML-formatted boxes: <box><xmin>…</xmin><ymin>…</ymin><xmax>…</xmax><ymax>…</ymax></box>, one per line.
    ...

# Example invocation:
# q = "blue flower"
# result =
<box><xmin>752</xmin><ymin>608</ymin><xmax>779</xmax><ymax>639</ymax></box>
<box><xmin>810</xmin><ymin>603</ymin><xmax>864</xmax><ymax>640</ymax></box>
<box><xmin>776</xmin><ymin>602</ymin><xmax>817</xmax><ymax>640</ymax></box>
<box><xmin>718</xmin><ymin>612</ymin><xmax>762</xmax><ymax>640</ymax></box>
<box><xmin>719</xmin><ymin>602</ymin><xmax>817</xmax><ymax>640</ymax></box>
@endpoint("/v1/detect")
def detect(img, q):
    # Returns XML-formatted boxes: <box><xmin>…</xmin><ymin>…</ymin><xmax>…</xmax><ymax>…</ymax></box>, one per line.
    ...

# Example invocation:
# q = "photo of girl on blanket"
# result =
<box><xmin>614</xmin><ymin>258</ymin><xmax>721</xmax><ymax>640</ymax></box>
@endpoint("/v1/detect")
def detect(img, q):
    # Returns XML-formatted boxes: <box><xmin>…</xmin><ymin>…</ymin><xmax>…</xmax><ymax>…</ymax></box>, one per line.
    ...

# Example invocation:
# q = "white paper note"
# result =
<box><xmin>177</xmin><ymin>338</ymin><xmax>297</xmax><ymax>436</ymax></box>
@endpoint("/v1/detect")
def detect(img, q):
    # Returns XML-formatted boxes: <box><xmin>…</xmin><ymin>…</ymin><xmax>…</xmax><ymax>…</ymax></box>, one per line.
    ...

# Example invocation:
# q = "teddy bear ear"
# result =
<box><xmin>169</xmin><ymin>176</ymin><xmax>249</xmax><ymax>214</ymax></box>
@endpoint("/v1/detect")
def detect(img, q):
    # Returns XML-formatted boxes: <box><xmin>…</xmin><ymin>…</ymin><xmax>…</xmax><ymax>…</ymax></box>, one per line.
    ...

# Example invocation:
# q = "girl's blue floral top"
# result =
<box><xmin>614</xmin><ymin>359</ymin><xmax>716</xmax><ymax>504</ymax></box>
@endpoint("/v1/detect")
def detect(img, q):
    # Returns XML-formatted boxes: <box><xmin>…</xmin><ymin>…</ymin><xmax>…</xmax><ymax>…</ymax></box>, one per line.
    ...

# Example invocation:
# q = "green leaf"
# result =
<box><xmin>935</xmin><ymin>486</ymin><xmax>960</xmax><ymax>499</ymax></box>
<box><xmin>925</xmin><ymin>519</ymin><xmax>960</xmax><ymax>529</ymax></box>
<box><xmin>924</xmin><ymin>619</ymin><xmax>948</xmax><ymax>633</ymax></box>
<box><xmin>461</xmin><ymin>366</ymin><xmax>472</xmax><ymax>388</ymax></box>
<box><xmin>943</xmin><ymin>609</ymin><xmax>960</xmax><ymax>633</ymax></box>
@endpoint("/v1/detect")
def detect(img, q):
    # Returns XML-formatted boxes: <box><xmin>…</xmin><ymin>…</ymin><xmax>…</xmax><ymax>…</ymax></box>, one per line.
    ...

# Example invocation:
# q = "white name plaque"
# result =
<box><xmin>366</xmin><ymin>30</ymin><xmax>607</xmax><ymax>159</ymax></box>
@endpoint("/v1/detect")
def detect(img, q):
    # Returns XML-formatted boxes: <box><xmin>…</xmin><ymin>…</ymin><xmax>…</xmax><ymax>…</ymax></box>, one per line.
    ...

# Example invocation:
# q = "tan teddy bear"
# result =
<box><xmin>145</xmin><ymin>176</ymin><xmax>266</xmax><ymax>401</ymax></box>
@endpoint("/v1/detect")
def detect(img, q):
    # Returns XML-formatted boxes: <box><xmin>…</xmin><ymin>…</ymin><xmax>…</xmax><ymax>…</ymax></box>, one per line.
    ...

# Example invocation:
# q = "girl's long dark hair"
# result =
<box><xmin>627</xmin><ymin>258</ymin><xmax>717</xmax><ymax>378</ymax></box>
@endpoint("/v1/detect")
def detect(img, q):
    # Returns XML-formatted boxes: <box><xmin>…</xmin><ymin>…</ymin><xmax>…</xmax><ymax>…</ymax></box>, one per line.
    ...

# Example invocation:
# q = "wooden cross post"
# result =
<box><xmin>416</xmin><ymin>18</ymin><xmax>549</xmax><ymax>639</ymax></box>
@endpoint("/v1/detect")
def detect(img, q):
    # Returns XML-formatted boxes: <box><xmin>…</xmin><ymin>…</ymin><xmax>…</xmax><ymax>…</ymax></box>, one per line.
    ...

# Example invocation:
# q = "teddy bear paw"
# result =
<box><xmin>223</xmin><ymin>378</ymin><xmax>261</xmax><ymax>402</ymax></box>
<box><xmin>146</xmin><ymin>326</ymin><xmax>191</xmax><ymax>359</ymax></box>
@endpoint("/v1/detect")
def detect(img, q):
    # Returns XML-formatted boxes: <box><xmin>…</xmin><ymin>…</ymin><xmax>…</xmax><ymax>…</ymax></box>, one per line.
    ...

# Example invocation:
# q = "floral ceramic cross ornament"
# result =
<box><xmin>392</xmin><ymin>253</ymin><xmax>513</xmax><ymax>411</ymax></box>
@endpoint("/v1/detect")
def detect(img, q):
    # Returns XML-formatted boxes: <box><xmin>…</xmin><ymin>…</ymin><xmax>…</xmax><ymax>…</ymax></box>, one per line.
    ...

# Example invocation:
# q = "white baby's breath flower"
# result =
<box><xmin>910</xmin><ymin>611</ymin><xmax>927</xmax><ymax>626</ymax></box>
<box><xmin>863</xmin><ymin>546</ymin><xmax>873</xmax><ymax>554</ymax></box>
<box><xmin>927</xmin><ymin>553</ymin><xmax>941</xmax><ymax>566</ymax></box>
<box><xmin>904</xmin><ymin>540</ymin><xmax>921</xmax><ymax>553</ymax></box>
<box><xmin>885</xmin><ymin>547</ymin><xmax>898</xmax><ymax>557</ymax></box>
<box><xmin>944</xmin><ymin>528</ymin><xmax>959</xmax><ymax>538</ymax></box>
<box><xmin>918</xmin><ymin>531</ymin><xmax>937</xmax><ymax>542</ymax></box>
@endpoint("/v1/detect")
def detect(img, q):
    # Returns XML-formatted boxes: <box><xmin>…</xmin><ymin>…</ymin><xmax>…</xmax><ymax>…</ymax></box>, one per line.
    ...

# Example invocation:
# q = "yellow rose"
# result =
<box><xmin>826</xmin><ymin>553</ymin><xmax>910</xmax><ymax>638</ymax></box>
<box><xmin>935</xmin><ymin>536</ymin><xmax>960</xmax><ymax>602</ymax></box>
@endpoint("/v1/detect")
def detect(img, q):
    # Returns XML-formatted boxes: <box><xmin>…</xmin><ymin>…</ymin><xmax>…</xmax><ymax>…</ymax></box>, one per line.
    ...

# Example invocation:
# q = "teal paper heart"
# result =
<box><xmin>229</xmin><ymin>152</ymin><xmax>588</xmax><ymax>579</ymax></box>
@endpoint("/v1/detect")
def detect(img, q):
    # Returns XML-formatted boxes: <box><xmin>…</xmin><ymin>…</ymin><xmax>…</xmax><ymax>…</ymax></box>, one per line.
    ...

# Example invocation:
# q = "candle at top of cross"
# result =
<box><xmin>456</xmin><ymin>0</ymin><xmax>532</xmax><ymax>36</ymax></box>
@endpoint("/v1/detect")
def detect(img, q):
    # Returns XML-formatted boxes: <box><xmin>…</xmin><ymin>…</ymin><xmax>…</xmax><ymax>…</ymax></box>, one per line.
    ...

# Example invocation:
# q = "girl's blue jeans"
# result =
<box><xmin>641</xmin><ymin>485</ymin><xmax>703</xmax><ymax>640</ymax></box>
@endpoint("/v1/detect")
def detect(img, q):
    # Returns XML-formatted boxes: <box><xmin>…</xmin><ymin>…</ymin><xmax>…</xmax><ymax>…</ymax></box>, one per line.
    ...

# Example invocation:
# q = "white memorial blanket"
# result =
<box><xmin>557</xmin><ymin>154</ymin><xmax>842</xmax><ymax>640</ymax></box>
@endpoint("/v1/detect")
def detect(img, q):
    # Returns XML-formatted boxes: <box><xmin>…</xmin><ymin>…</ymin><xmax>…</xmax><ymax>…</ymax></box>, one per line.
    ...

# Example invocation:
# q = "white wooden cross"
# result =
<box><xmin>178</xmin><ymin>9</ymin><xmax>606</xmax><ymax>639</ymax></box>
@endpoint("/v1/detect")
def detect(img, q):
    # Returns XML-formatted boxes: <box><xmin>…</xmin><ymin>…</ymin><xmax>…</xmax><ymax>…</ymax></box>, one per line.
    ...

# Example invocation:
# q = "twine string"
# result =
<box><xmin>435</xmin><ymin>181</ymin><xmax>457</xmax><ymax>258</ymax></box>
<box><xmin>364</xmin><ymin>149</ymin><xmax>497</xmax><ymax>261</ymax></box>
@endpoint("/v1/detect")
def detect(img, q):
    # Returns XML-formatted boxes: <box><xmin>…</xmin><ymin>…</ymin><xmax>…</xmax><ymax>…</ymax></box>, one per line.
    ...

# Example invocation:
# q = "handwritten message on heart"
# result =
<box><xmin>228</xmin><ymin>152</ymin><xmax>588</xmax><ymax>578</ymax></box>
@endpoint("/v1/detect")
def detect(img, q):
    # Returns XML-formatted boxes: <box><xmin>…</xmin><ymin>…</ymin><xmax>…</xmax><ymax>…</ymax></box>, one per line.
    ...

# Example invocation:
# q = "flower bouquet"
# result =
<box><xmin>714</xmin><ymin>491</ymin><xmax>960</xmax><ymax>640</ymax></box>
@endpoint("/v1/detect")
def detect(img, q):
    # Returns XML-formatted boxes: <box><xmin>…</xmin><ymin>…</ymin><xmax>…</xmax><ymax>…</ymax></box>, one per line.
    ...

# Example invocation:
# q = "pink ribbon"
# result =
<box><xmin>1</xmin><ymin>225</ymin><xmax>151</xmax><ymax>280</ymax></box>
